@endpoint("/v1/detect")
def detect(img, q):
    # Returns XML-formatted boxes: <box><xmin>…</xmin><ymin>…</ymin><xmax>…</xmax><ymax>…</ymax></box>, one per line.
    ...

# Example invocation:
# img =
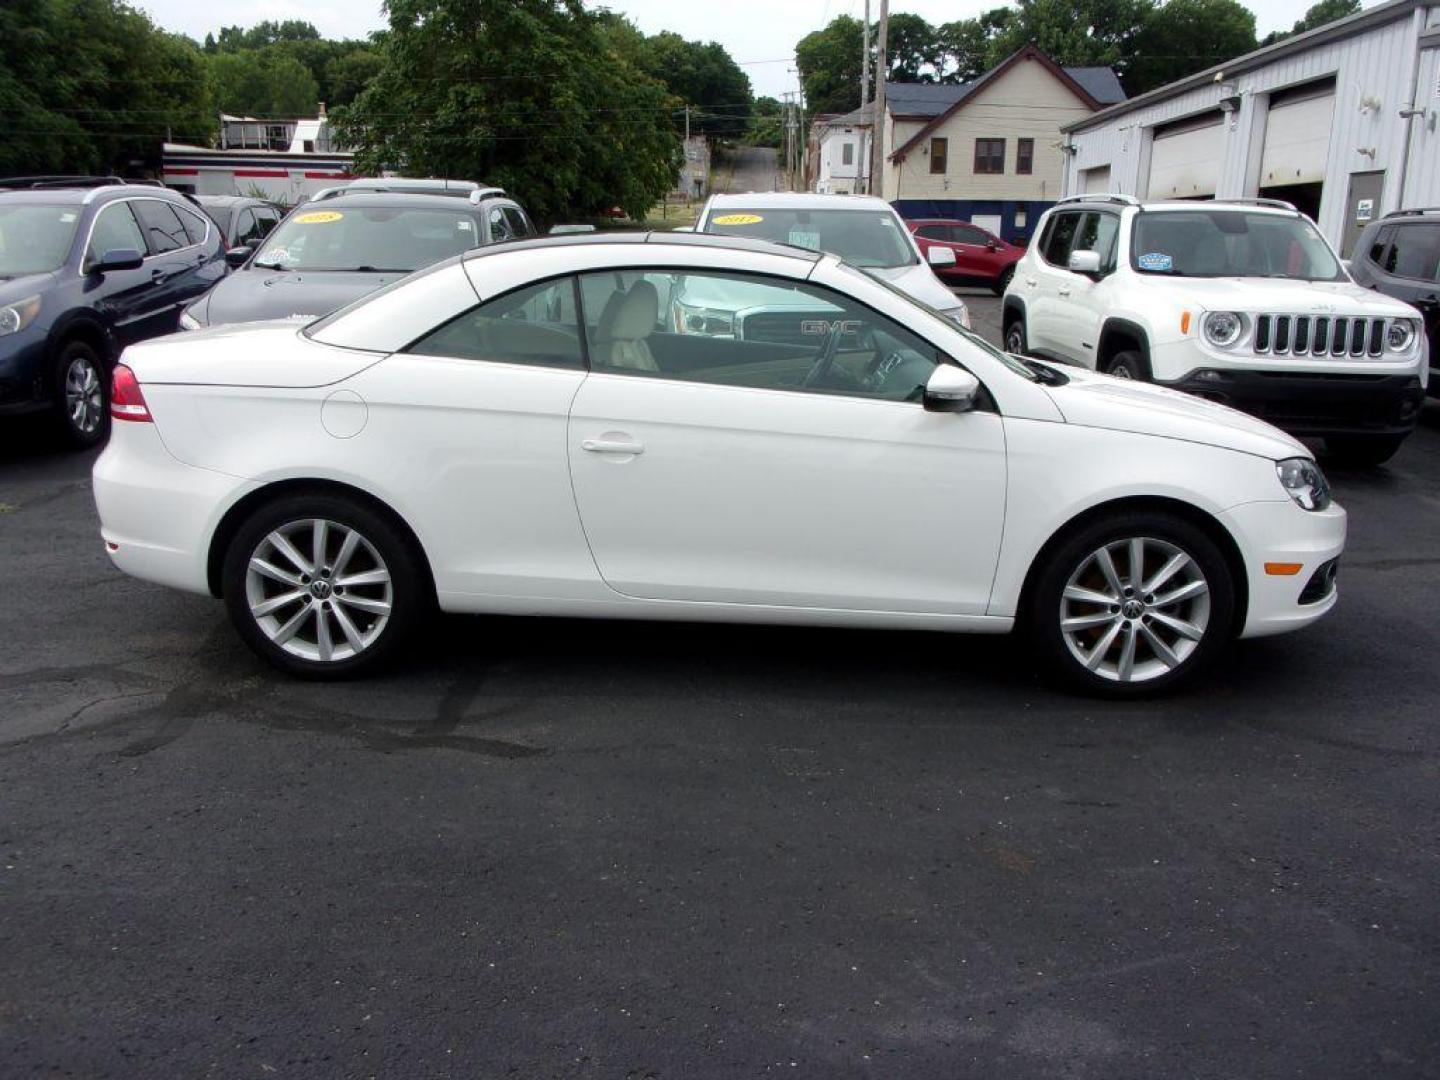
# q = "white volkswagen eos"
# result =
<box><xmin>93</xmin><ymin>232</ymin><xmax>1345</xmax><ymax>694</ymax></box>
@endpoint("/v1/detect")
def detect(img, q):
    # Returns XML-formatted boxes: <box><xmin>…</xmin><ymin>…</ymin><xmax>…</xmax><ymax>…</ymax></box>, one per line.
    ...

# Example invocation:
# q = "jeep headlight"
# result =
<box><xmin>1386</xmin><ymin>318</ymin><xmax>1417</xmax><ymax>352</ymax></box>
<box><xmin>0</xmin><ymin>294</ymin><xmax>41</xmax><ymax>337</ymax></box>
<box><xmin>1276</xmin><ymin>457</ymin><xmax>1331</xmax><ymax>512</ymax></box>
<box><xmin>1202</xmin><ymin>310</ymin><xmax>1244</xmax><ymax>348</ymax></box>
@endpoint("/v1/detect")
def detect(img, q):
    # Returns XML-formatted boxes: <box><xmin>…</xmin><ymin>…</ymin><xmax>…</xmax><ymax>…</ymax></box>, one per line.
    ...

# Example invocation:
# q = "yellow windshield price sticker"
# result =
<box><xmin>712</xmin><ymin>213</ymin><xmax>764</xmax><ymax>225</ymax></box>
<box><xmin>294</xmin><ymin>211</ymin><xmax>344</xmax><ymax>224</ymax></box>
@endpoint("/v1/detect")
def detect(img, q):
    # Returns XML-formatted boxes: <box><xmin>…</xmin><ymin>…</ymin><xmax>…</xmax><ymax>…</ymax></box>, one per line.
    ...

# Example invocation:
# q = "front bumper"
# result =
<box><xmin>1221</xmin><ymin>499</ymin><xmax>1347</xmax><ymax>639</ymax></box>
<box><xmin>1163</xmin><ymin>370</ymin><xmax>1425</xmax><ymax>438</ymax></box>
<box><xmin>0</xmin><ymin>331</ymin><xmax>50</xmax><ymax>416</ymax></box>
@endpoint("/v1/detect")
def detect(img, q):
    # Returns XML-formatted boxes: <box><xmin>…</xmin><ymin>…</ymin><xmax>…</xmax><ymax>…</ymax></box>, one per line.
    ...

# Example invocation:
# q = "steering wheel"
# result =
<box><xmin>800</xmin><ymin>321</ymin><xmax>844</xmax><ymax>389</ymax></box>
<box><xmin>862</xmin><ymin>350</ymin><xmax>907</xmax><ymax>393</ymax></box>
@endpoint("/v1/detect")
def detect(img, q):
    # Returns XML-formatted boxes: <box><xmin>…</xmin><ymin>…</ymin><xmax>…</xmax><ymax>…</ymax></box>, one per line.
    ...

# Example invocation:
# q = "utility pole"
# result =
<box><xmin>684</xmin><ymin>105</ymin><xmax>690</xmax><ymax>142</ymax></box>
<box><xmin>859</xmin><ymin>0</ymin><xmax>871</xmax><ymax>193</ymax></box>
<box><xmin>869</xmin><ymin>0</ymin><xmax>889</xmax><ymax>201</ymax></box>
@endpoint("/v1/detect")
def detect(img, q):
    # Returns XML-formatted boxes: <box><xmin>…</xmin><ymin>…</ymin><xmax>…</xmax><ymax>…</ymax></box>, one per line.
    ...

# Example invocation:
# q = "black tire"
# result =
<box><xmin>1105</xmin><ymin>349</ymin><xmax>1151</xmax><ymax>381</ymax></box>
<box><xmin>221</xmin><ymin>492</ymin><xmax>429</xmax><ymax>679</ymax></box>
<box><xmin>52</xmin><ymin>338</ymin><xmax>110</xmax><ymax>449</ymax></box>
<box><xmin>1003</xmin><ymin>314</ymin><xmax>1028</xmax><ymax>356</ymax></box>
<box><xmin>992</xmin><ymin>265</ymin><xmax>1015</xmax><ymax>297</ymax></box>
<box><xmin>1323</xmin><ymin>434</ymin><xmax>1406</xmax><ymax>467</ymax></box>
<box><xmin>1026</xmin><ymin>510</ymin><xmax>1236</xmax><ymax>697</ymax></box>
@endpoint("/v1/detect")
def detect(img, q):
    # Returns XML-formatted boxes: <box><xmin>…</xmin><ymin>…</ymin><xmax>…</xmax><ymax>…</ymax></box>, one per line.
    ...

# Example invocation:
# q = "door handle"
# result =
<box><xmin>1057</xmin><ymin>287</ymin><xmax>1071</xmax><ymax>297</ymax></box>
<box><xmin>150</xmin><ymin>268</ymin><xmax>165</xmax><ymax>278</ymax></box>
<box><xmin>1024</xmin><ymin>277</ymin><xmax>1038</xmax><ymax>288</ymax></box>
<box><xmin>582</xmin><ymin>437</ymin><xmax>645</xmax><ymax>455</ymax></box>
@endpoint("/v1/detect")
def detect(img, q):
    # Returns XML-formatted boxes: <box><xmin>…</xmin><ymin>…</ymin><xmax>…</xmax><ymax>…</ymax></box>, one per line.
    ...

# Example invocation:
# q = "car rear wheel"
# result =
<box><xmin>992</xmin><ymin>265</ymin><xmax>1015</xmax><ymax>297</ymax></box>
<box><xmin>53</xmin><ymin>339</ymin><xmax>109</xmax><ymax>449</ymax></box>
<box><xmin>1323</xmin><ymin>434</ymin><xmax>1406</xmax><ymax>467</ymax></box>
<box><xmin>1028</xmin><ymin>511</ymin><xmax>1235</xmax><ymax>696</ymax></box>
<box><xmin>1106</xmin><ymin>350</ymin><xmax>1150</xmax><ymax>380</ymax></box>
<box><xmin>1004</xmin><ymin>316</ymin><xmax>1027</xmax><ymax>356</ymax></box>
<box><xmin>222</xmin><ymin>493</ymin><xmax>427</xmax><ymax>678</ymax></box>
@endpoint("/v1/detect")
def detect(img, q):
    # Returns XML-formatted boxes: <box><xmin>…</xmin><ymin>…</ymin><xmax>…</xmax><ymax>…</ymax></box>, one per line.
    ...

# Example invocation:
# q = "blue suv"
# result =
<box><xmin>0</xmin><ymin>178</ymin><xmax>227</xmax><ymax>447</ymax></box>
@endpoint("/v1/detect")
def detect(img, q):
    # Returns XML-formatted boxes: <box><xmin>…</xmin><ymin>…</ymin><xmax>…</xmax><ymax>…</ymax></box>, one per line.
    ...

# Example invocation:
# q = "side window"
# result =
<box><xmin>175</xmin><ymin>205</ymin><xmax>209</xmax><ymax>246</ymax></box>
<box><xmin>257</xmin><ymin>209</ymin><xmax>282</xmax><ymax>237</ymax></box>
<box><xmin>502</xmin><ymin>206</ymin><xmax>533</xmax><ymax>239</ymax></box>
<box><xmin>1387</xmin><ymin>224</ymin><xmax>1440</xmax><ymax>282</ymax></box>
<box><xmin>1366</xmin><ymin>225</ymin><xmax>1393</xmax><ymax>268</ymax></box>
<box><xmin>233</xmin><ymin>209</ymin><xmax>259</xmax><ymax>245</ymax></box>
<box><xmin>407</xmin><ymin>277</ymin><xmax>582</xmax><ymax>369</ymax></box>
<box><xmin>132</xmin><ymin>200</ymin><xmax>187</xmax><ymax>254</ymax></box>
<box><xmin>487</xmin><ymin>206</ymin><xmax>513</xmax><ymax>243</ymax></box>
<box><xmin>915</xmin><ymin>224</ymin><xmax>949</xmax><ymax>241</ymax></box>
<box><xmin>953</xmin><ymin>224</ymin><xmax>989</xmax><ymax>246</ymax></box>
<box><xmin>86</xmin><ymin>203</ymin><xmax>146</xmax><ymax>263</ymax></box>
<box><xmin>1075</xmin><ymin>212</ymin><xmax>1120</xmax><ymax>270</ymax></box>
<box><xmin>578</xmin><ymin>269</ymin><xmax>945</xmax><ymax>403</ymax></box>
<box><xmin>1041</xmin><ymin>212</ymin><xmax>1081</xmax><ymax>267</ymax></box>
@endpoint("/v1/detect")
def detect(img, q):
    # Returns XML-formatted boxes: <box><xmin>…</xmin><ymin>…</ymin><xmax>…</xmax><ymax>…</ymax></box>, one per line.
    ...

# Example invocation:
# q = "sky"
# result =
<box><xmin>135</xmin><ymin>0</ymin><xmax>1360</xmax><ymax>99</ymax></box>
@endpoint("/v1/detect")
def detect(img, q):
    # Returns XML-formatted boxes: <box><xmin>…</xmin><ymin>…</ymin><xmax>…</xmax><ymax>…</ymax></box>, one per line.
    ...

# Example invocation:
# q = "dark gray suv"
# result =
<box><xmin>1349</xmin><ymin>208</ymin><xmax>1439</xmax><ymax>396</ymax></box>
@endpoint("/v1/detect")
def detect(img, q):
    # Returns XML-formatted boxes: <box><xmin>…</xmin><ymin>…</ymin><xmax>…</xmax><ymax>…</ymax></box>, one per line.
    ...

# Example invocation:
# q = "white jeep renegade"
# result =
<box><xmin>1002</xmin><ymin>195</ymin><xmax>1428</xmax><ymax>466</ymax></box>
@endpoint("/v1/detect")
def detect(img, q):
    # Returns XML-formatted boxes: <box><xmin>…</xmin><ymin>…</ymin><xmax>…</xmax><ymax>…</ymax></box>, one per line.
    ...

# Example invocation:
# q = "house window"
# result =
<box><xmin>842</xmin><ymin>142</ymin><xmax>854</xmax><ymax>166</ymax></box>
<box><xmin>929</xmin><ymin>137</ymin><xmax>948</xmax><ymax>175</ymax></box>
<box><xmin>974</xmin><ymin>138</ymin><xmax>1005</xmax><ymax>174</ymax></box>
<box><xmin>1016</xmin><ymin>138</ymin><xmax>1034</xmax><ymax>175</ymax></box>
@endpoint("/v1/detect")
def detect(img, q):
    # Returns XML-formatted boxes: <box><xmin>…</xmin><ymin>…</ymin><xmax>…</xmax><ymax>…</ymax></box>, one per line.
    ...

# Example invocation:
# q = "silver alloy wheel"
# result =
<box><xmin>244</xmin><ymin>518</ymin><xmax>393</xmax><ymax>663</ymax></box>
<box><xmin>1059</xmin><ymin>535</ymin><xmax>1211</xmax><ymax>683</ymax></box>
<box><xmin>65</xmin><ymin>355</ymin><xmax>103</xmax><ymax>435</ymax></box>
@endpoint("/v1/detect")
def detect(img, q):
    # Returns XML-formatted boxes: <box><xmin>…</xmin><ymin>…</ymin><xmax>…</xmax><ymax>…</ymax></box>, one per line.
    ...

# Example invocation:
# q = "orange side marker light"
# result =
<box><xmin>1265</xmin><ymin>562</ymin><xmax>1303</xmax><ymax>576</ymax></box>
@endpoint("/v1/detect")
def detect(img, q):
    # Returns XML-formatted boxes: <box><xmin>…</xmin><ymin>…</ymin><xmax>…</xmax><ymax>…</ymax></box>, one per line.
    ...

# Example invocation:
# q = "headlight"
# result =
<box><xmin>0</xmin><ymin>294</ymin><xmax>42</xmax><ymax>337</ymax></box>
<box><xmin>1202</xmin><ymin>310</ymin><xmax>1244</xmax><ymax>348</ymax></box>
<box><xmin>178</xmin><ymin>307</ymin><xmax>203</xmax><ymax>331</ymax></box>
<box><xmin>939</xmin><ymin>304</ymin><xmax>971</xmax><ymax>330</ymax></box>
<box><xmin>672</xmin><ymin>299</ymin><xmax>733</xmax><ymax>337</ymax></box>
<box><xmin>1386</xmin><ymin>318</ymin><xmax>1416</xmax><ymax>352</ymax></box>
<box><xmin>1276</xmin><ymin>457</ymin><xmax>1331</xmax><ymax>511</ymax></box>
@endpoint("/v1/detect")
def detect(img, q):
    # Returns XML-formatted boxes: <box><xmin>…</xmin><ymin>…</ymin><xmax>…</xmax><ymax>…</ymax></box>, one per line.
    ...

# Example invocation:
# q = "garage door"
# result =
<box><xmin>1260</xmin><ymin>84</ymin><xmax>1335</xmax><ymax>188</ymax></box>
<box><xmin>1147</xmin><ymin>113</ymin><xmax>1223</xmax><ymax>199</ymax></box>
<box><xmin>1081</xmin><ymin>166</ymin><xmax>1111</xmax><ymax>194</ymax></box>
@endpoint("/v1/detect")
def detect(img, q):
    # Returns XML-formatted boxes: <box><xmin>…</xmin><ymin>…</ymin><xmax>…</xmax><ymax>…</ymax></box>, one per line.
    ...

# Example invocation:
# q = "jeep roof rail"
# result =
<box><xmin>1056</xmin><ymin>193</ymin><xmax>1141</xmax><ymax>207</ymax></box>
<box><xmin>0</xmin><ymin>175</ymin><xmax>130</xmax><ymax>191</ymax></box>
<box><xmin>1383</xmin><ymin>206</ymin><xmax>1440</xmax><ymax>218</ymax></box>
<box><xmin>1214</xmin><ymin>197</ymin><xmax>1297</xmax><ymax>212</ymax></box>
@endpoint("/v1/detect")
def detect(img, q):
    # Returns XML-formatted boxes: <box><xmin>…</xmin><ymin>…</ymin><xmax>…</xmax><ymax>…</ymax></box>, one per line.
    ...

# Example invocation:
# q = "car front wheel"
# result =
<box><xmin>1028</xmin><ymin>512</ymin><xmax>1235</xmax><ymax>696</ymax></box>
<box><xmin>1004</xmin><ymin>316</ymin><xmax>1027</xmax><ymax>356</ymax></box>
<box><xmin>222</xmin><ymin>493</ymin><xmax>427</xmax><ymax>678</ymax></box>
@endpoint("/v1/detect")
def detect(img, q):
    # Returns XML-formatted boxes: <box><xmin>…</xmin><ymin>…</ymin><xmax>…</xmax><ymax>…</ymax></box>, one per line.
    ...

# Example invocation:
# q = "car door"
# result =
<box><xmin>167</xmin><ymin>202</ymin><xmax>224</xmax><ymax>313</ymax></box>
<box><xmin>1379</xmin><ymin>222</ymin><xmax>1440</xmax><ymax>372</ymax></box>
<box><xmin>130</xmin><ymin>199</ymin><xmax>204</xmax><ymax>334</ymax></box>
<box><xmin>80</xmin><ymin>200</ymin><xmax>173</xmax><ymax>347</ymax></box>
<box><xmin>1048</xmin><ymin>211</ymin><xmax>1120</xmax><ymax>366</ymax></box>
<box><xmin>949</xmin><ymin>223</ymin><xmax>998</xmax><ymax>279</ymax></box>
<box><xmin>1025</xmin><ymin>210</ymin><xmax>1082</xmax><ymax>358</ymax></box>
<box><xmin>566</xmin><ymin>268</ymin><xmax>1007</xmax><ymax>616</ymax></box>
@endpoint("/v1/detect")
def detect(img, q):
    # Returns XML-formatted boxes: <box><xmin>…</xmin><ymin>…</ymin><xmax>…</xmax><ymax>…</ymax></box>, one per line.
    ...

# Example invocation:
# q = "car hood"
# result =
<box><xmin>197</xmin><ymin>268</ymin><xmax>408</xmax><ymax>327</ymax></box>
<box><xmin>868</xmin><ymin>263</ymin><xmax>966</xmax><ymax>313</ymax></box>
<box><xmin>122</xmin><ymin>321</ymin><xmax>384</xmax><ymax>388</ymax></box>
<box><xmin>0</xmin><ymin>271</ymin><xmax>56</xmax><ymax>305</ymax></box>
<box><xmin>1140</xmin><ymin>275</ymin><xmax>1419</xmax><ymax>317</ymax></box>
<box><xmin>1042</xmin><ymin>364</ymin><xmax>1308</xmax><ymax>460</ymax></box>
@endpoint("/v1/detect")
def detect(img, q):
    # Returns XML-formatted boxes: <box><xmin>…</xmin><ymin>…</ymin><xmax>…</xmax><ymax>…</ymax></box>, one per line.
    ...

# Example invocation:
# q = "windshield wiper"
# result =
<box><xmin>354</xmin><ymin>266</ymin><xmax>409</xmax><ymax>273</ymax></box>
<box><xmin>252</xmin><ymin>261</ymin><xmax>289</xmax><ymax>271</ymax></box>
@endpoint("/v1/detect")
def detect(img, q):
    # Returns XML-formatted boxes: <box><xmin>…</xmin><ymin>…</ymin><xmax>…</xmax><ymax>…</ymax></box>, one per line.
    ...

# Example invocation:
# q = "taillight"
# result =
<box><xmin>111</xmin><ymin>363</ymin><xmax>152</xmax><ymax>422</ymax></box>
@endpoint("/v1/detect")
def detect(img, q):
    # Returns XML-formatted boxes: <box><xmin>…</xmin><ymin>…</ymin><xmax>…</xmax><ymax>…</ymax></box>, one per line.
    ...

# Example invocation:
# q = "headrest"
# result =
<box><xmin>605</xmin><ymin>281</ymin><xmax>659</xmax><ymax>341</ymax></box>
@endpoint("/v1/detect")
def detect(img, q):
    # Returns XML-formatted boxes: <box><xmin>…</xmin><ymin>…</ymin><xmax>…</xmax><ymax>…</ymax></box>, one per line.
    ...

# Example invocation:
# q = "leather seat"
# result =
<box><xmin>594</xmin><ymin>281</ymin><xmax>660</xmax><ymax>371</ymax></box>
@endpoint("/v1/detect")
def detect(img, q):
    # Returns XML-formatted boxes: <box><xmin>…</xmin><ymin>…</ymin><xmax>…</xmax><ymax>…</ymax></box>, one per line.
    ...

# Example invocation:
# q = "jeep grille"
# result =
<box><xmin>1252</xmin><ymin>314</ymin><xmax>1385</xmax><ymax>358</ymax></box>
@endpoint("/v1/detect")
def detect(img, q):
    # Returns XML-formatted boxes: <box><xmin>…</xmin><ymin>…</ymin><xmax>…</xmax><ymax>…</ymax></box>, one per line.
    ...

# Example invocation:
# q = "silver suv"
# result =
<box><xmin>1003</xmin><ymin>195</ymin><xmax>1427</xmax><ymax>466</ymax></box>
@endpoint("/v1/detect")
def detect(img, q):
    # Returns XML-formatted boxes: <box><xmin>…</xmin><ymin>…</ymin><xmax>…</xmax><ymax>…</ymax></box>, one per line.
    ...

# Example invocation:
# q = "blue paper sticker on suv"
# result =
<box><xmin>1137</xmin><ymin>252</ymin><xmax>1174</xmax><ymax>272</ymax></box>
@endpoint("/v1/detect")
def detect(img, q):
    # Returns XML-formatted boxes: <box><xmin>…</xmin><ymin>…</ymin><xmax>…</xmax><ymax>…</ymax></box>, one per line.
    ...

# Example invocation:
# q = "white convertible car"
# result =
<box><xmin>93</xmin><ymin>232</ymin><xmax>1345</xmax><ymax>694</ymax></box>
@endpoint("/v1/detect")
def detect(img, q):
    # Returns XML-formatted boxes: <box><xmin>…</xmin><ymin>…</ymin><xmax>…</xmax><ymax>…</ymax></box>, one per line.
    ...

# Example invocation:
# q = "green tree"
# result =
<box><xmin>333</xmin><ymin>0</ymin><xmax>681</xmax><ymax>223</ymax></box>
<box><xmin>986</xmin><ymin>0</ymin><xmax>1154</xmax><ymax>71</ymax></box>
<box><xmin>324</xmin><ymin>49</ymin><xmax>384</xmax><ymax>108</ymax></box>
<box><xmin>796</xmin><ymin>15</ymin><xmax>864</xmax><ymax>115</ymax></box>
<box><xmin>747</xmin><ymin>95</ymin><xmax>784</xmax><ymax>148</ymax></box>
<box><xmin>937</xmin><ymin>9</ymin><xmax>1016</xmax><ymax>82</ymax></box>
<box><xmin>636</xmin><ymin>32</ymin><xmax>752</xmax><ymax>138</ymax></box>
<box><xmin>1127</xmin><ymin>0</ymin><xmax>1256</xmax><ymax>95</ymax></box>
<box><xmin>207</xmin><ymin>50</ymin><xmax>320</xmax><ymax>117</ymax></box>
<box><xmin>1260</xmin><ymin>0</ymin><xmax>1360</xmax><ymax>46</ymax></box>
<box><xmin>884</xmin><ymin>13</ymin><xmax>942</xmax><ymax>83</ymax></box>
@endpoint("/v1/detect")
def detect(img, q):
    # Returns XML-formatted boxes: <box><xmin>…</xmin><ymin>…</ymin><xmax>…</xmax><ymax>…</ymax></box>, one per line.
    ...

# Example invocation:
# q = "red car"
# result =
<box><xmin>907</xmin><ymin>218</ymin><xmax>1024</xmax><ymax>295</ymax></box>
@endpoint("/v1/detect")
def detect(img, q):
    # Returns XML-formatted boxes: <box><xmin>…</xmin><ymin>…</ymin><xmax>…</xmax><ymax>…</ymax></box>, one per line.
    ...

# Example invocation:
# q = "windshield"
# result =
<box><xmin>0</xmin><ymin>205</ymin><xmax>79</xmax><ymax>276</ymax></box>
<box><xmin>1130</xmin><ymin>210</ymin><xmax>1345</xmax><ymax>281</ymax></box>
<box><xmin>704</xmin><ymin>207</ymin><xmax>917</xmax><ymax>268</ymax></box>
<box><xmin>253</xmin><ymin>207</ymin><xmax>481</xmax><ymax>272</ymax></box>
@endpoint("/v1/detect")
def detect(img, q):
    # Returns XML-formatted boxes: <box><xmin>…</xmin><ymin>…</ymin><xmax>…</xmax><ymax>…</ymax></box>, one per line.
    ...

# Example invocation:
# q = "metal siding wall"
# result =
<box><xmin>1066</xmin><ymin>11</ymin><xmax>1431</xmax><ymax>244</ymax></box>
<box><xmin>1404</xmin><ymin>47</ymin><xmax>1440</xmax><ymax>204</ymax></box>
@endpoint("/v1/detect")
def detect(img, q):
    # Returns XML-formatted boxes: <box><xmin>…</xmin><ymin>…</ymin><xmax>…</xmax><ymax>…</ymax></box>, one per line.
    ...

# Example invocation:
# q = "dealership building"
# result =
<box><xmin>1060</xmin><ymin>0</ymin><xmax>1440</xmax><ymax>255</ymax></box>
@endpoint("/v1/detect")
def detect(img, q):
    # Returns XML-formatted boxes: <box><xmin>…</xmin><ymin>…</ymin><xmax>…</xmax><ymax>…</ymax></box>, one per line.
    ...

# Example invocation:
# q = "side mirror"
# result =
<box><xmin>927</xmin><ymin>245</ymin><xmax>957</xmax><ymax>268</ymax></box>
<box><xmin>224</xmin><ymin>246</ymin><xmax>253</xmax><ymax>268</ymax></box>
<box><xmin>89</xmin><ymin>247</ymin><xmax>143</xmax><ymax>274</ymax></box>
<box><xmin>986</xmin><ymin>239</ymin><xmax>998</xmax><ymax>251</ymax></box>
<box><xmin>923</xmin><ymin>365</ymin><xmax>981</xmax><ymax>413</ymax></box>
<box><xmin>1068</xmin><ymin>249</ymin><xmax>1102</xmax><ymax>275</ymax></box>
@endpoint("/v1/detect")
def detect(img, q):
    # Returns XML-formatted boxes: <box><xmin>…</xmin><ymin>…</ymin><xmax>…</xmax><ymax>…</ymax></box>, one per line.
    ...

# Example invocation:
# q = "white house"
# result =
<box><xmin>1061</xmin><ymin>0</ymin><xmax>1440</xmax><ymax>255</ymax></box>
<box><xmin>811</xmin><ymin>46</ymin><xmax>1124</xmax><ymax>242</ymax></box>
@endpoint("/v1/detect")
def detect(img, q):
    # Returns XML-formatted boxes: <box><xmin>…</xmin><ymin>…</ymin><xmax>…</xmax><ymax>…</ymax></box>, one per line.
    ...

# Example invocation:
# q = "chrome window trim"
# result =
<box><xmin>75</xmin><ymin>195</ymin><xmax>211</xmax><ymax>275</ymax></box>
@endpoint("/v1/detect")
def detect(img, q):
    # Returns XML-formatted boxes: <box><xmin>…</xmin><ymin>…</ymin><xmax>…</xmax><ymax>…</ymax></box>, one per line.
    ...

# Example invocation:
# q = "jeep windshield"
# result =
<box><xmin>1130</xmin><ymin>210</ymin><xmax>1345</xmax><ymax>282</ymax></box>
<box><xmin>704</xmin><ymin>207</ymin><xmax>917</xmax><ymax>268</ymax></box>
<box><xmin>0</xmin><ymin>205</ymin><xmax>80</xmax><ymax>276</ymax></box>
<box><xmin>251</xmin><ymin>206</ymin><xmax>481</xmax><ymax>272</ymax></box>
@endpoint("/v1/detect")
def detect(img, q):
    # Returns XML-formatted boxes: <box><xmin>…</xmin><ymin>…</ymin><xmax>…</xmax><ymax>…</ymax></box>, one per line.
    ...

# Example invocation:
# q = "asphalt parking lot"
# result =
<box><xmin>2</xmin><ymin>294</ymin><xmax>1438</xmax><ymax>1078</ymax></box>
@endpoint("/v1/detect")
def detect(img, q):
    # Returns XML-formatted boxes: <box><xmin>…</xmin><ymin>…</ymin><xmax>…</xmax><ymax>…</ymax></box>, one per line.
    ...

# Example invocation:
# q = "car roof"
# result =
<box><xmin>1138</xmin><ymin>200</ymin><xmax>1298</xmax><ymax>216</ymax></box>
<box><xmin>461</xmin><ymin>229</ymin><xmax>823</xmax><ymax>265</ymax></box>
<box><xmin>194</xmin><ymin>195</ymin><xmax>272</xmax><ymax>207</ymax></box>
<box><xmin>0</xmin><ymin>183</ymin><xmax>185</xmax><ymax>207</ymax></box>
<box><xmin>296</xmin><ymin>192</ymin><xmax>494</xmax><ymax>212</ymax></box>
<box><xmin>706</xmin><ymin>192</ymin><xmax>892</xmax><ymax>211</ymax></box>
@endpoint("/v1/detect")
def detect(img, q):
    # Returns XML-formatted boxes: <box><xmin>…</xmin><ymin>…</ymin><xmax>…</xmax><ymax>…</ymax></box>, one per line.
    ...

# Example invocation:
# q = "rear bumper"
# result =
<box><xmin>92</xmin><ymin>421</ymin><xmax>252</xmax><ymax>596</ymax></box>
<box><xmin>1221</xmin><ymin>499</ymin><xmax>1347</xmax><ymax>639</ymax></box>
<box><xmin>1163</xmin><ymin>370</ymin><xmax>1425</xmax><ymax>438</ymax></box>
